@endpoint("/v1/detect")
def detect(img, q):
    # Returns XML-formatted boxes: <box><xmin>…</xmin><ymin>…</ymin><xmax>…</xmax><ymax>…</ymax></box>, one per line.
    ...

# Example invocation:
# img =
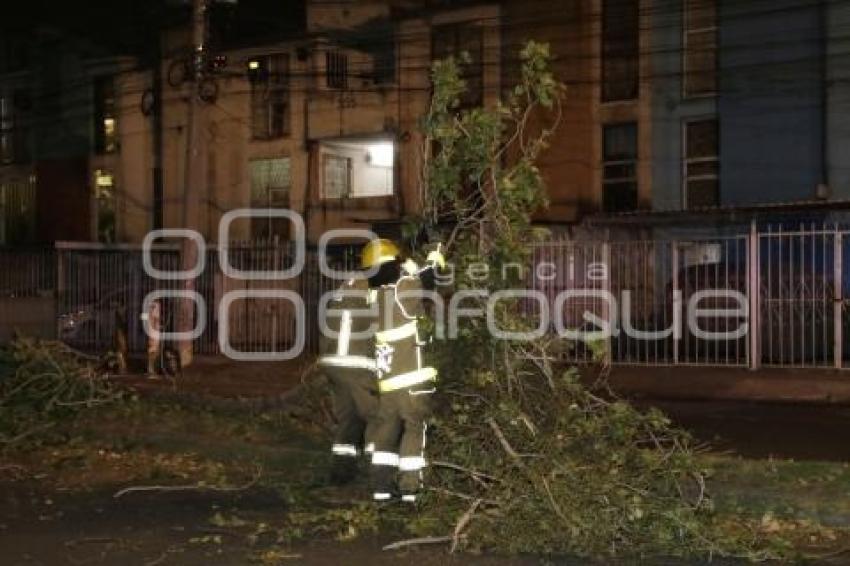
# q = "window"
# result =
<box><xmin>94</xmin><ymin>76</ymin><xmax>118</xmax><ymax>154</ymax></box>
<box><xmin>250</xmin><ymin>157</ymin><xmax>291</xmax><ymax>240</ymax></box>
<box><xmin>250</xmin><ymin>54</ymin><xmax>290</xmax><ymax>140</ymax></box>
<box><xmin>602</xmin><ymin>123</ymin><xmax>638</xmax><ymax>212</ymax></box>
<box><xmin>684</xmin><ymin>118</ymin><xmax>719</xmax><ymax>208</ymax></box>
<box><xmin>371</xmin><ymin>40</ymin><xmax>396</xmax><ymax>85</ymax></box>
<box><xmin>0</xmin><ymin>94</ymin><xmax>14</xmax><ymax>164</ymax></box>
<box><xmin>321</xmin><ymin>143</ymin><xmax>394</xmax><ymax>200</ymax></box>
<box><xmin>684</xmin><ymin>0</ymin><xmax>717</xmax><ymax>96</ymax></box>
<box><xmin>0</xmin><ymin>90</ymin><xmax>30</xmax><ymax>164</ymax></box>
<box><xmin>94</xmin><ymin>169</ymin><xmax>116</xmax><ymax>243</ymax></box>
<box><xmin>432</xmin><ymin>23</ymin><xmax>484</xmax><ymax>108</ymax></box>
<box><xmin>322</xmin><ymin>154</ymin><xmax>351</xmax><ymax>199</ymax></box>
<box><xmin>602</xmin><ymin>0</ymin><xmax>639</xmax><ymax>102</ymax></box>
<box><xmin>326</xmin><ymin>51</ymin><xmax>349</xmax><ymax>90</ymax></box>
<box><xmin>0</xmin><ymin>179</ymin><xmax>36</xmax><ymax>245</ymax></box>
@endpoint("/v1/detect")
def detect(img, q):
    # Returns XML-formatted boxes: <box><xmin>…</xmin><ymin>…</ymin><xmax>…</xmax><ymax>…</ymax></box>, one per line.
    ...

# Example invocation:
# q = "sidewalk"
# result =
<box><xmin>113</xmin><ymin>355</ymin><xmax>309</xmax><ymax>400</ymax></box>
<box><xmin>609</xmin><ymin>365</ymin><xmax>850</xmax><ymax>404</ymax></box>
<box><xmin>108</xmin><ymin>356</ymin><xmax>850</xmax><ymax>459</ymax></box>
<box><xmin>113</xmin><ymin>355</ymin><xmax>850</xmax><ymax>406</ymax></box>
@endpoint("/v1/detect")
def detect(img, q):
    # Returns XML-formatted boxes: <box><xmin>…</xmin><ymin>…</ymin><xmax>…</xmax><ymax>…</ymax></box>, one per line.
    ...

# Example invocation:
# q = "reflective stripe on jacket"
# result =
<box><xmin>317</xmin><ymin>354</ymin><xmax>377</xmax><ymax>372</ymax></box>
<box><xmin>319</xmin><ymin>278</ymin><xmax>376</xmax><ymax>371</ymax></box>
<box><xmin>374</xmin><ymin>275</ymin><xmax>437</xmax><ymax>392</ymax></box>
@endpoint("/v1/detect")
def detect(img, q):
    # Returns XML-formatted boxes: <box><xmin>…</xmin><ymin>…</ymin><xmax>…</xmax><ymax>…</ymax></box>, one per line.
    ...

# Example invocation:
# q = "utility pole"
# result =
<box><xmin>177</xmin><ymin>0</ymin><xmax>208</xmax><ymax>367</ymax></box>
<box><xmin>152</xmin><ymin>33</ymin><xmax>164</xmax><ymax>231</ymax></box>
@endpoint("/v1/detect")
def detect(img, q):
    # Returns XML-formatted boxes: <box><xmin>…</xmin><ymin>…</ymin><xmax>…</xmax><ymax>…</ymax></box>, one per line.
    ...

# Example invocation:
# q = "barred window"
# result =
<box><xmin>250</xmin><ymin>157</ymin><xmax>291</xmax><ymax>240</ymax></box>
<box><xmin>684</xmin><ymin>119</ymin><xmax>719</xmax><ymax>208</ymax></box>
<box><xmin>322</xmin><ymin>154</ymin><xmax>351</xmax><ymax>199</ymax></box>
<box><xmin>602</xmin><ymin>123</ymin><xmax>638</xmax><ymax>212</ymax></box>
<box><xmin>683</xmin><ymin>0</ymin><xmax>717</xmax><ymax>97</ymax></box>
<box><xmin>326</xmin><ymin>51</ymin><xmax>349</xmax><ymax>90</ymax></box>
<box><xmin>250</xmin><ymin>54</ymin><xmax>290</xmax><ymax>140</ymax></box>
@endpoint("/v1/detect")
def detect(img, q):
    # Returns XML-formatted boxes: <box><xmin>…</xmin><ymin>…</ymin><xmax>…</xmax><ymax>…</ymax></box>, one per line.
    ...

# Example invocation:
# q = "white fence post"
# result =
<box><xmin>55</xmin><ymin>244</ymin><xmax>64</xmax><ymax>341</ymax></box>
<box><xmin>835</xmin><ymin>230</ymin><xmax>843</xmax><ymax>369</ymax></box>
<box><xmin>671</xmin><ymin>241</ymin><xmax>679</xmax><ymax>365</ymax></box>
<box><xmin>602</xmin><ymin>241</ymin><xmax>612</xmax><ymax>366</ymax></box>
<box><xmin>748</xmin><ymin>220</ymin><xmax>760</xmax><ymax>371</ymax></box>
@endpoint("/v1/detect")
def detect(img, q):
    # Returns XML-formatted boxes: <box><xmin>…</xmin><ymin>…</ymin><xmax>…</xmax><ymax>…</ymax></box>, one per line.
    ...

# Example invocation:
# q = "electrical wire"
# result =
<box><xmin>3</xmin><ymin>0</ymin><xmax>850</xmax><ymax>165</ymax></box>
<box><xmin>3</xmin><ymin>0</ymin><xmax>848</xmax><ymax>103</ymax></box>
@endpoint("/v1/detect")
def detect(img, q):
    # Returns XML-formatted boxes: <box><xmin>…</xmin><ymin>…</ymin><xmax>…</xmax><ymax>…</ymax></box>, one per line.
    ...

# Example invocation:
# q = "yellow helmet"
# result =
<box><xmin>361</xmin><ymin>238</ymin><xmax>401</xmax><ymax>269</ymax></box>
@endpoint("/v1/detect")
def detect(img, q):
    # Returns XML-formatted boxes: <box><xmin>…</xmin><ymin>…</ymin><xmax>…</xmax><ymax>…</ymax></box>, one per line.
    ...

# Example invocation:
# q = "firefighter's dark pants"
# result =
<box><xmin>371</xmin><ymin>389</ymin><xmax>431</xmax><ymax>497</ymax></box>
<box><xmin>325</xmin><ymin>366</ymin><xmax>379</xmax><ymax>482</ymax></box>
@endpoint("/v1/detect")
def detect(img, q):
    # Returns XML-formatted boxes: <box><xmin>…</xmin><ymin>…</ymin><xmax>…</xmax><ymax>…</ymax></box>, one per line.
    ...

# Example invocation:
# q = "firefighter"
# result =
<box><xmin>364</xmin><ymin>238</ymin><xmax>445</xmax><ymax>503</ymax></box>
<box><xmin>317</xmin><ymin>264</ymin><xmax>380</xmax><ymax>486</ymax></box>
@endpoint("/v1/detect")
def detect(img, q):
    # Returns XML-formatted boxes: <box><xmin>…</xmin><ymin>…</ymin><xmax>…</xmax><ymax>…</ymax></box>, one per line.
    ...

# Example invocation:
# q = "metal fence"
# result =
<box><xmin>530</xmin><ymin>236</ymin><xmax>750</xmax><ymax>367</ymax></box>
<box><xmin>0</xmin><ymin>247</ymin><xmax>55</xmax><ymax>297</ymax></box>
<box><xmin>757</xmin><ymin>226</ymin><xmax>844</xmax><ymax>368</ymax></box>
<box><xmin>51</xmin><ymin>241</ymin><xmax>357</xmax><ymax>357</ymax></box>
<box><xmin>55</xmin><ymin>243</ymin><xmax>187</xmax><ymax>353</ymax></box>
<box><xmin>529</xmin><ymin>224</ymin><xmax>848</xmax><ymax>370</ymax></box>
<box><xmin>3</xmin><ymin>224</ymin><xmax>850</xmax><ymax>369</ymax></box>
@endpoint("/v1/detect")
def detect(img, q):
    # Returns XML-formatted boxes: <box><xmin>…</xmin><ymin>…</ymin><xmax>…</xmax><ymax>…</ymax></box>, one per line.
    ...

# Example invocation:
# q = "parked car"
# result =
<box><xmin>665</xmin><ymin>255</ymin><xmax>843</xmax><ymax>365</ymax></box>
<box><xmin>58</xmin><ymin>288</ymin><xmax>130</xmax><ymax>345</ymax></box>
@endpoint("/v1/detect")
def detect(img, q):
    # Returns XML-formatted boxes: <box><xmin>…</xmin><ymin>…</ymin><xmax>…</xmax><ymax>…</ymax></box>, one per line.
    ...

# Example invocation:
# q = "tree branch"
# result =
<box><xmin>113</xmin><ymin>471</ymin><xmax>260</xmax><ymax>499</ymax></box>
<box><xmin>451</xmin><ymin>498</ymin><xmax>483</xmax><ymax>553</ymax></box>
<box><xmin>382</xmin><ymin>536</ymin><xmax>452</xmax><ymax>551</ymax></box>
<box><xmin>486</xmin><ymin>417</ymin><xmax>526</xmax><ymax>469</ymax></box>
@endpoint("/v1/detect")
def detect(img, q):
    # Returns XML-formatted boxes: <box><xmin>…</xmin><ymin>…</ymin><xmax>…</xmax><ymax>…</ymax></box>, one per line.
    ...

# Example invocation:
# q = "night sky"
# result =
<box><xmin>2</xmin><ymin>0</ymin><xmax>307</xmax><ymax>60</ymax></box>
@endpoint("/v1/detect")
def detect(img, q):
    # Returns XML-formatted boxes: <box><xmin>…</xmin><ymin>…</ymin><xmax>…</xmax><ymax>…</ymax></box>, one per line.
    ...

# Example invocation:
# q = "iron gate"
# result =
<box><xmin>531</xmin><ymin>236</ymin><xmax>749</xmax><ymax>367</ymax></box>
<box><xmin>757</xmin><ymin>226</ymin><xmax>848</xmax><ymax>369</ymax></box>
<box><xmin>1</xmin><ymin>224</ymin><xmax>846</xmax><ymax>369</ymax></box>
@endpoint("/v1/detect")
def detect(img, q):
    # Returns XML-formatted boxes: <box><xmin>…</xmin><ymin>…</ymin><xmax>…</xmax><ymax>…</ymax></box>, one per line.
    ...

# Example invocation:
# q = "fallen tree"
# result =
<box><xmin>0</xmin><ymin>338</ymin><xmax>121</xmax><ymax>447</ymax></box>
<box><xmin>399</xmin><ymin>42</ymin><xmax>787</xmax><ymax>560</ymax></box>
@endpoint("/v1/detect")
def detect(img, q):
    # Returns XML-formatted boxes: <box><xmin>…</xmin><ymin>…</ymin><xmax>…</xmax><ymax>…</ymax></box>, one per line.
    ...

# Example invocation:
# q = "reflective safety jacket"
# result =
<box><xmin>318</xmin><ymin>278</ymin><xmax>377</xmax><ymax>372</ymax></box>
<box><xmin>374</xmin><ymin>273</ymin><xmax>437</xmax><ymax>393</ymax></box>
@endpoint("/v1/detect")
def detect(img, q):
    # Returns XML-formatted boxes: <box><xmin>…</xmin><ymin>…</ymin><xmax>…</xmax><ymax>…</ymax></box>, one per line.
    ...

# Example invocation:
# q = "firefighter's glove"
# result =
<box><xmin>402</xmin><ymin>258</ymin><xmax>419</xmax><ymax>276</ymax></box>
<box><xmin>426</xmin><ymin>249</ymin><xmax>446</xmax><ymax>270</ymax></box>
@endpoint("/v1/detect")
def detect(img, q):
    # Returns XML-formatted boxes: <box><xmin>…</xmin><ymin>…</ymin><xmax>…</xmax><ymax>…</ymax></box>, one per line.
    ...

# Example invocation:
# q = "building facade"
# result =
<box><xmin>108</xmin><ymin>1</ymin><xmax>503</xmax><ymax>245</ymax></box>
<box><xmin>5</xmin><ymin>1</ymin><xmax>850</xmax><ymax>247</ymax></box>
<box><xmin>648</xmin><ymin>0</ymin><xmax>850</xmax><ymax>215</ymax></box>
<box><xmin>0</xmin><ymin>28</ymin><xmax>131</xmax><ymax>245</ymax></box>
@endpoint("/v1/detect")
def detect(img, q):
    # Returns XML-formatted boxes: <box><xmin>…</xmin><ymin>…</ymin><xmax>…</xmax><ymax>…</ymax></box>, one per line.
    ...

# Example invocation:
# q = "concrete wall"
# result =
<box><xmin>9</xmin><ymin>3</ymin><xmax>850</xmax><ymax>244</ymax></box>
<box><xmin>0</xmin><ymin>296</ymin><xmax>55</xmax><ymax>343</ymax></box>
<box><xmin>650</xmin><ymin>0</ymin><xmax>835</xmax><ymax>211</ymax></box>
<box><xmin>116</xmin><ymin>71</ymin><xmax>154</xmax><ymax>243</ymax></box>
<box><xmin>502</xmin><ymin>0</ymin><xmax>596</xmax><ymax>221</ymax></box>
<box><xmin>649</xmin><ymin>0</ymin><xmax>717</xmax><ymax>211</ymax></box>
<box><xmin>826</xmin><ymin>1</ymin><xmax>850</xmax><ymax>199</ymax></box>
<box><xmin>307</xmin><ymin>0</ymin><xmax>390</xmax><ymax>32</ymax></box>
<box><xmin>114</xmin><ymin>3</ymin><xmax>504</xmax><ymax>246</ymax></box>
<box><xmin>718</xmin><ymin>0</ymin><xmax>824</xmax><ymax>205</ymax></box>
